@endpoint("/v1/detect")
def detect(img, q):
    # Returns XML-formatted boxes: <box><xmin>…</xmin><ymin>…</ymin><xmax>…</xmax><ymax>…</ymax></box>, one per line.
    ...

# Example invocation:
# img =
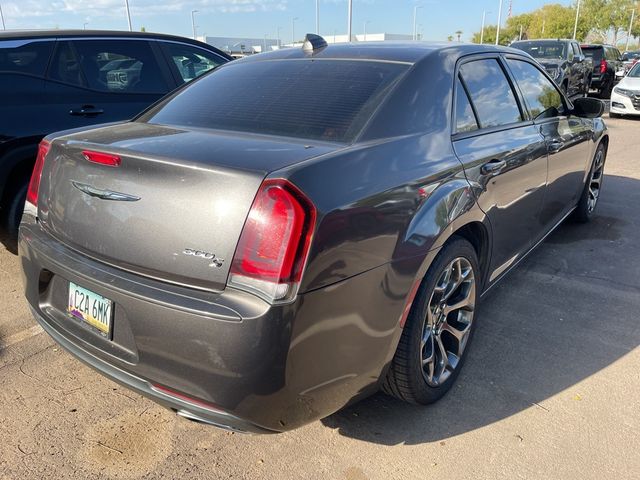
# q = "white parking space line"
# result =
<box><xmin>0</xmin><ymin>324</ymin><xmax>43</xmax><ymax>351</ymax></box>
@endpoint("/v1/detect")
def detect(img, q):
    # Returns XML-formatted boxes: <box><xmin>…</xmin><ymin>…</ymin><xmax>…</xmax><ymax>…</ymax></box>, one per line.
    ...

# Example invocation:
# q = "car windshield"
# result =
<box><xmin>514</xmin><ymin>42</ymin><xmax>566</xmax><ymax>60</ymax></box>
<box><xmin>622</xmin><ymin>52</ymin><xmax>640</xmax><ymax>61</ymax></box>
<box><xmin>141</xmin><ymin>59</ymin><xmax>409</xmax><ymax>143</ymax></box>
<box><xmin>628</xmin><ymin>63</ymin><xmax>640</xmax><ymax>77</ymax></box>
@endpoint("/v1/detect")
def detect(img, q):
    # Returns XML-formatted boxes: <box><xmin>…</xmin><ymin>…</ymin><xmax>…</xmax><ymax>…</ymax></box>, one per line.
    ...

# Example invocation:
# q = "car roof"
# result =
<box><xmin>230</xmin><ymin>41</ymin><xmax>529</xmax><ymax>65</ymax></box>
<box><xmin>512</xmin><ymin>39</ymin><xmax>574</xmax><ymax>43</ymax></box>
<box><xmin>0</xmin><ymin>29</ymin><xmax>229</xmax><ymax>52</ymax></box>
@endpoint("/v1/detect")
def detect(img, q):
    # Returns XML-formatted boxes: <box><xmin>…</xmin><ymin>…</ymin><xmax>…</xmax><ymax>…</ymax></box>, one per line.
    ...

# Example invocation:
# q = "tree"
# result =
<box><xmin>140</xmin><ymin>26</ymin><xmax>146</xmax><ymax>32</ymax></box>
<box><xmin>582</xmin><ymin>0</ymin><xmax>638</xmax><ymax>44</ymax></box>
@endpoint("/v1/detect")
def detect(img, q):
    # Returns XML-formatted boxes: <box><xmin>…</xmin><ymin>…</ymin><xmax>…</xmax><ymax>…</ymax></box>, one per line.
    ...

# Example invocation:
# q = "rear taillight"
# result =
<box><xmin>228</xmin><ymin>179</ymin><xmax>316</xmax><ymax>303</ymax></box>
<box><xmin>25</xmin><ymin>140</ymin><xmax>50</xmax><ymax>210</ymax></box>
<box><xmin>600</xmin><ymin>59</ymin><xmax>607</xmax><ymax>74</ymax></box>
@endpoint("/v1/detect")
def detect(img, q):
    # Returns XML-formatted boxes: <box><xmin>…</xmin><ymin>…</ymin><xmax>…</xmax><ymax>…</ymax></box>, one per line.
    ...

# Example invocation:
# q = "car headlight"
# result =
<box><xmin>546</xmin><ymin>68</ymin><xmax>560</xmax><ymax>79</ymax></box>
<box><xmin>613</xmin><ymin>87</ymin><xmax>636</xmax><ymax>97</ymax></box>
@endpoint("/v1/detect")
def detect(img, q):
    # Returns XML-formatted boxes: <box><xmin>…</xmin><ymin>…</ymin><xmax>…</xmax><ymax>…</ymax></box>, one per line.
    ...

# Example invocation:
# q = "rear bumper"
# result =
<box><xmin>30</xmin><ymin>305</ymin><xmax>271</xmax><ymax>433</ymax></box>
<box><xmin>19</xmin><ymin>219</ymin><xmax>410</xmax><ymax>432</ymax></box>
<box><xmin>589</xmin><ymin>74</ymin><xmax>611</xmax><ymax>89</ymax></box>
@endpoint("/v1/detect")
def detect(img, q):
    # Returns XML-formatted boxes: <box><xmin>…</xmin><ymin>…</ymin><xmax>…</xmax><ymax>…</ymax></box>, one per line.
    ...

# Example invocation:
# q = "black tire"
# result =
<box><xmin>382</xmin><ymin>237</ymin><xmax>480</xmax><ymax>405</ymax></box>
<box><xmin>574</xmin><ymin>143</ymin><xmax>606</xmax><ymax>223</ymax></box>
<box><xmin>4</xmin><ymin>181</ymin><xmax>28</xmax><ymax>239</ymax></box>
<box><xmin>609</xmin><ymin>112</ymin><xmax>621</xmax><ymax>119</ymax></box>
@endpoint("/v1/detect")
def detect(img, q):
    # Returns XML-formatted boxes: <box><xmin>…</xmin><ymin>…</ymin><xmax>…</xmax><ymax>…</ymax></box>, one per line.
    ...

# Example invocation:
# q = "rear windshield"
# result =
<box><xmin>141</xmin><ymin>59</ymin><xmax>409</xmax><ymax>143</ymax></box>
<box><xmin>582</xmin><ymin>47</ymin><xmax>603</xmax><ymax>61</ymax></box>
<box><xmin>513</xmin><ymin>42</ymin><xmax>566</xmax><ymax>60</ymax></box>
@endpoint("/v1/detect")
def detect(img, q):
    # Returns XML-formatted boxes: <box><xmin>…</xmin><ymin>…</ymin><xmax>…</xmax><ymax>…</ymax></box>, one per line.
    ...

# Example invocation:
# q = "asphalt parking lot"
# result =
<box><xmin>1</xmin><ymin>112</ymin><xmax>639</xmax><ymax>480</ymax></box>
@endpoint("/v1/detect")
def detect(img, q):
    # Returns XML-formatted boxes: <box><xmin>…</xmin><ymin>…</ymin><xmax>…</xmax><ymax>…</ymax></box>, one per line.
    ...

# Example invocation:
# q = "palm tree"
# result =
<box><xmin>447</xmin><ymin>35</ymin><xmax>454</xmax><ymax>42</ymax></box>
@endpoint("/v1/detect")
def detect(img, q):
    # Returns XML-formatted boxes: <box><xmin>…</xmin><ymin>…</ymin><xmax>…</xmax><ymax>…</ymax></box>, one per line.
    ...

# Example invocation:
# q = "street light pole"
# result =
<box><xmin>413</xmin><ymin>5</ymin><xmax>423</xmax><ymax>41</ymax></box>
<box><xmin>191</xmin><ymin>9</ymin><xmax>198</xmax><ymax>40</ymax></box>
<box><xmin>495</xmin><ymin>0</ymin><xmax>503</xmax><ymax>45</ymax></box>
<box><xmin>364</xmin><ymin>20</ymin><xmax>371</xmax><ymax>41</ymax></box>
<box><xmin>292</xmin><ymin>17</ymin><xmax>298</xmax><ymax>45</ymax></box>
<box><xmin>0</xmin><ymin>5</ymin><xmax>7</xmax><ymax>30</ymax></box>
<box><xmin>573</xmin><ymin>0</ymin><xmax>581</xmax><ymax>40</ymax></box>
<box><xmin>626</xmin><ymin>4</ymin><xmax>636</xmax><ymax>52</ymax></box>
<box><xmin>83</xmin><ymin>22</ymin><xmax>89</xmax><ymax>30</ymax></box>
<box><xmin>124</xmin><ymin>0</ymin><xmax>132</xmax><ymax>32</ymax></box>
<box><xmin>347</xmin><ymin>0</ymin><xmax>353</xmax><ymax>42</ymax></box>
<box><xmin>316</xmin><ymin>0</ymin><xmax>320</xmax><ymax>35</ymax></box>
<box><xmin>277</xmin><ymin>26</ymin><xmax>282</xmax><ymax>48</ymax></box>
<box><xmin>1</xmin><ymin>4</ymin><xmax>6</xmax><ymax>30</ymax></box>
<box><xmin>480</xmin><ymin>10</ymin><xmax>490</xmax><ymax>44</ymax></box>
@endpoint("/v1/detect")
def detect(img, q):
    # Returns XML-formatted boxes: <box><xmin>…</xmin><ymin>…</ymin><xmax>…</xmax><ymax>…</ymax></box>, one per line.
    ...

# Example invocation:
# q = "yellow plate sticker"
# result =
<box><xmin>68</xmin><ymin>282</ymin><xmax>113</xmax><ymax>336</ymax></box>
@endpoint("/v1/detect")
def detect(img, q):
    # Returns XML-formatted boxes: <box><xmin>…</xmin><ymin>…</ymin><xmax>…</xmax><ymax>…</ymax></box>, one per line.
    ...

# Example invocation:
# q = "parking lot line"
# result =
<box><xmin>0</xmin><ymin>324</ymin><xmax>43</xmax><ymax>351</ymax></box>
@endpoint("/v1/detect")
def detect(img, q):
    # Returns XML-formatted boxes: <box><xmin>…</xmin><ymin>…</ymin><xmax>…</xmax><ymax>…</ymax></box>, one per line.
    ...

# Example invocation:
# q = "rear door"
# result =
<box><xmin>43</xmin><ymin>38</ymin><xmax>175</xmax><ymax>132</ymax></box>
<box><xmin>452</xmin><ymin>56</ymin><xmax>548</xmax><ymax>285</ymax></box>
<box><xmin>0</xmin><ymin>38</ymin><xmax>54</xmax><ymax>151</ymax></box>
<box><xmin>505</xmin><ymin>56</ymin><xmax>591</xmax><ymax>231</ymax></box>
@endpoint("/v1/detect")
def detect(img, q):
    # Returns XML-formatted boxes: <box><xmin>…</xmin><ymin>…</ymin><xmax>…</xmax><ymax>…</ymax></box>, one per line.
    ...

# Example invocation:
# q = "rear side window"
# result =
<box><xmin>0</xmin><ymin>40</ymin><xmax>53</xmax><ymax>77</ymax></box>
<box><xmin>459</xmin><ymin>59</ymin><xmax>522</xmax><ymax>129</ymax></box>
<box><xmin>163</xmin><ymin>42</ymin><xmax>225</xmax><ymax>83</ymax></box>
<box><xmin>70</xmin><ymin>39</ymin><xmax>168</xmax><ymax>93</ymax></box>
<box><xmin>455</xmin><ymin>77</ymin><xmax>478</xmax><ymax>133</ymax></box>
<box><xmin>143</xmin><ymin>59</ymin><xmax>408</xmax><ymax>142</ymax></box>
<box><xmin>507</xmin><ymin>59</ymin><xmax>564</xmax><ymax>120</ymax></box>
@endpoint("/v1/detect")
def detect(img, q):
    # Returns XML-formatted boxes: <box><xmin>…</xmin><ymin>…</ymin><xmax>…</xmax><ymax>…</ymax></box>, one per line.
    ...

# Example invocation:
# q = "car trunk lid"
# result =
<box><xmin>37</xmin><ymin>122</ymin><xmax>339</xmax><ymax>292</ymax></box>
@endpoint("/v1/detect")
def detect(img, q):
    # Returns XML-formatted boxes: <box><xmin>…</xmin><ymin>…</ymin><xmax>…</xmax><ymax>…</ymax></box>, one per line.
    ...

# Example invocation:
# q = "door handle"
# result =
<box><xmin>547</xmin><ymin>139</ymin><xmax>565</xmax><ymax>153</ymax></box>
<box><xmin>480</xmin><ymin>159</ymin><xmax>506</xmax><ymax>175</ymax></box>
<box><xmin>69</xmin><ymin>105</ymin><xmax>105</xmax><ymax>117</ymax></box>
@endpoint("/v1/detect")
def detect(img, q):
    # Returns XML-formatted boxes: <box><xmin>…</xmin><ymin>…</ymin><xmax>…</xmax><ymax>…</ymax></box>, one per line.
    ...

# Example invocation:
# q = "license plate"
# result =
<box><xmin>67</xmin><ymin>282</ymin><xmax>113</xmax><ymax>336</ymax></box>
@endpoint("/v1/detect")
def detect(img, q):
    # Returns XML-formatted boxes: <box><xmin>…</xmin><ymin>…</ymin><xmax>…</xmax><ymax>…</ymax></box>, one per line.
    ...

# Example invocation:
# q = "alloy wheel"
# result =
<box><xmin>587</xmin><ymin>148</ymin><xmax>605</xmax><ymax>213</ymax></box>
<box><xmin>420</xmin><ymin>257</ymin><xmax>476</xmax><ymax>386</ymax></box>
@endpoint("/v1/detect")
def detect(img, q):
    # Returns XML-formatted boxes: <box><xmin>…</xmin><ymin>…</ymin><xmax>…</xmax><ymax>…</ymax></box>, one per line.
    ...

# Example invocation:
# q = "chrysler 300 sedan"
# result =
<box><xmin>19</xmin><ymin>36</ymin><xmax>607</xmax><ymax>433</ymax></box>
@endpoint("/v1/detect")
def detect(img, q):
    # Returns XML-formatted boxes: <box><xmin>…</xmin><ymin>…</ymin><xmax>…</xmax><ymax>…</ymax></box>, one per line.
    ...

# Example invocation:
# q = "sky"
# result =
<box><xmin>0</xmin><ymin>0</ymin><xmax>575</xmax><ymax>42</ymax></box>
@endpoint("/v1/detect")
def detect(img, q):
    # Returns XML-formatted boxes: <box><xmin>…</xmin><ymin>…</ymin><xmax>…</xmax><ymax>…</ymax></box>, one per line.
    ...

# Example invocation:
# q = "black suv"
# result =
<box><xmin>510</xmin><ymin>39</ymin><xmax>592</xmax><ymax>97</ymax></box>
<box><xmin>581</xmin><ymin>44</ymin><xmax>623</xmax><ymax>98</ymax></box>
<box><xmin>0</xmin><ymin>30</ymin><xmax>231</xmax><ymax>238</ymax></box>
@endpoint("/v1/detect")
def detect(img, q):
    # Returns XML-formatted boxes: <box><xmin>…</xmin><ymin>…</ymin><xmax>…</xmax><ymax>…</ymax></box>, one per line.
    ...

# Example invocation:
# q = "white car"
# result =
<box><xmin>610</xmin><ymin>63</ymin><xmax>640</xmax><ymax>117</ymax></box>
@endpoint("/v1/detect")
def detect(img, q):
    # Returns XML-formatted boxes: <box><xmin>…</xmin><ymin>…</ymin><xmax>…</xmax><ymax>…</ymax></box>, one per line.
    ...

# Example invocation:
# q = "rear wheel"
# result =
<box><xmin>382</xmin><ymin>237</ymin><xmax>479</xmax><ymax>404</ymax></box>
<box><xmin>574</xmin><ymin>143</ymin><xmax>606</xmax><ymax>223</ymax></box>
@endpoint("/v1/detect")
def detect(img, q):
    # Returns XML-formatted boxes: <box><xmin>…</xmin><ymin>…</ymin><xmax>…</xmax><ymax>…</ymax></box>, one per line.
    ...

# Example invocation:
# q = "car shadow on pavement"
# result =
<box><xmin>322</xmin><ymin>174</ymin><xmax>640</xmax><ymax>445</ymax></box>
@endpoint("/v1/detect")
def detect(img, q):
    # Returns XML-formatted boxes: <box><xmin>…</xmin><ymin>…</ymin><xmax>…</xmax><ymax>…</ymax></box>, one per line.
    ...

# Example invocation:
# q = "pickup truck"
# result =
<box><xmin>511</xmin><ymin>39</ymin><xmax>592</xmax><ymax>98</ymax></box>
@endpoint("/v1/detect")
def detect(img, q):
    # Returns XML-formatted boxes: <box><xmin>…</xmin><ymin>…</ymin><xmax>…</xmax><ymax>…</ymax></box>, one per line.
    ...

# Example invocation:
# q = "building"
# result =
<box><xmin>200</xmin><ymin>33</ymin><xmax>416</xmax><ymax>57</ymax></box>
<box><xmin>198</xmin><ymin>36</ymin><xmax>280</xmax><ymax>57</ymax></box>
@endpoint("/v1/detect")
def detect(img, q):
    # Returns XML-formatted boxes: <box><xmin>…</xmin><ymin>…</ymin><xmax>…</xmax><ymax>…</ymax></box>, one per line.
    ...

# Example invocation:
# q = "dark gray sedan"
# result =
<box><xmin>19</xmin><ymin>36</ymin><xmax>608</xmax><ymax>433</ymax></box>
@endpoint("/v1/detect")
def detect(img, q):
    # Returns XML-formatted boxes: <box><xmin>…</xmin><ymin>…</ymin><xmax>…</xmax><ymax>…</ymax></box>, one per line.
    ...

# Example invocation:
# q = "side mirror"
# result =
<box><xmin>571</xmin><ymin>97</ymin><xmax>604</xmax><ymax>118</ymax></box>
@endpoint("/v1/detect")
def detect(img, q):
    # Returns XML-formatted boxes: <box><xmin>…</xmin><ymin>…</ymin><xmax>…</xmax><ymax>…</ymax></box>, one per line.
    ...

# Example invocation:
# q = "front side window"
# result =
<box><xmin>459</xmin><ymin>59</ymin><xmax>522</xmax><ymax>129</ymax></box>
<box><xmin>163</xmin><ymin>43</ymin><xmax>225</xmax><ymax>83</ymax></box>
<box><xmin>71</xmin><ymin>39</ymin><xmax>168</xmax><ymax>93</ymax></box>
<box><xmin>0</xmin><ymin>39</ymin><xmax>53</xmax><ymax>77</ymax></box>
<box><xmin>454</xmin><ymin>77</ymin><xmax>478</xmax><ymax>133</ymax></box>
<box><xmin>507</xmin><ymin>59</ymin><xmax>564</xmax><ymax>120</ymax></box>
